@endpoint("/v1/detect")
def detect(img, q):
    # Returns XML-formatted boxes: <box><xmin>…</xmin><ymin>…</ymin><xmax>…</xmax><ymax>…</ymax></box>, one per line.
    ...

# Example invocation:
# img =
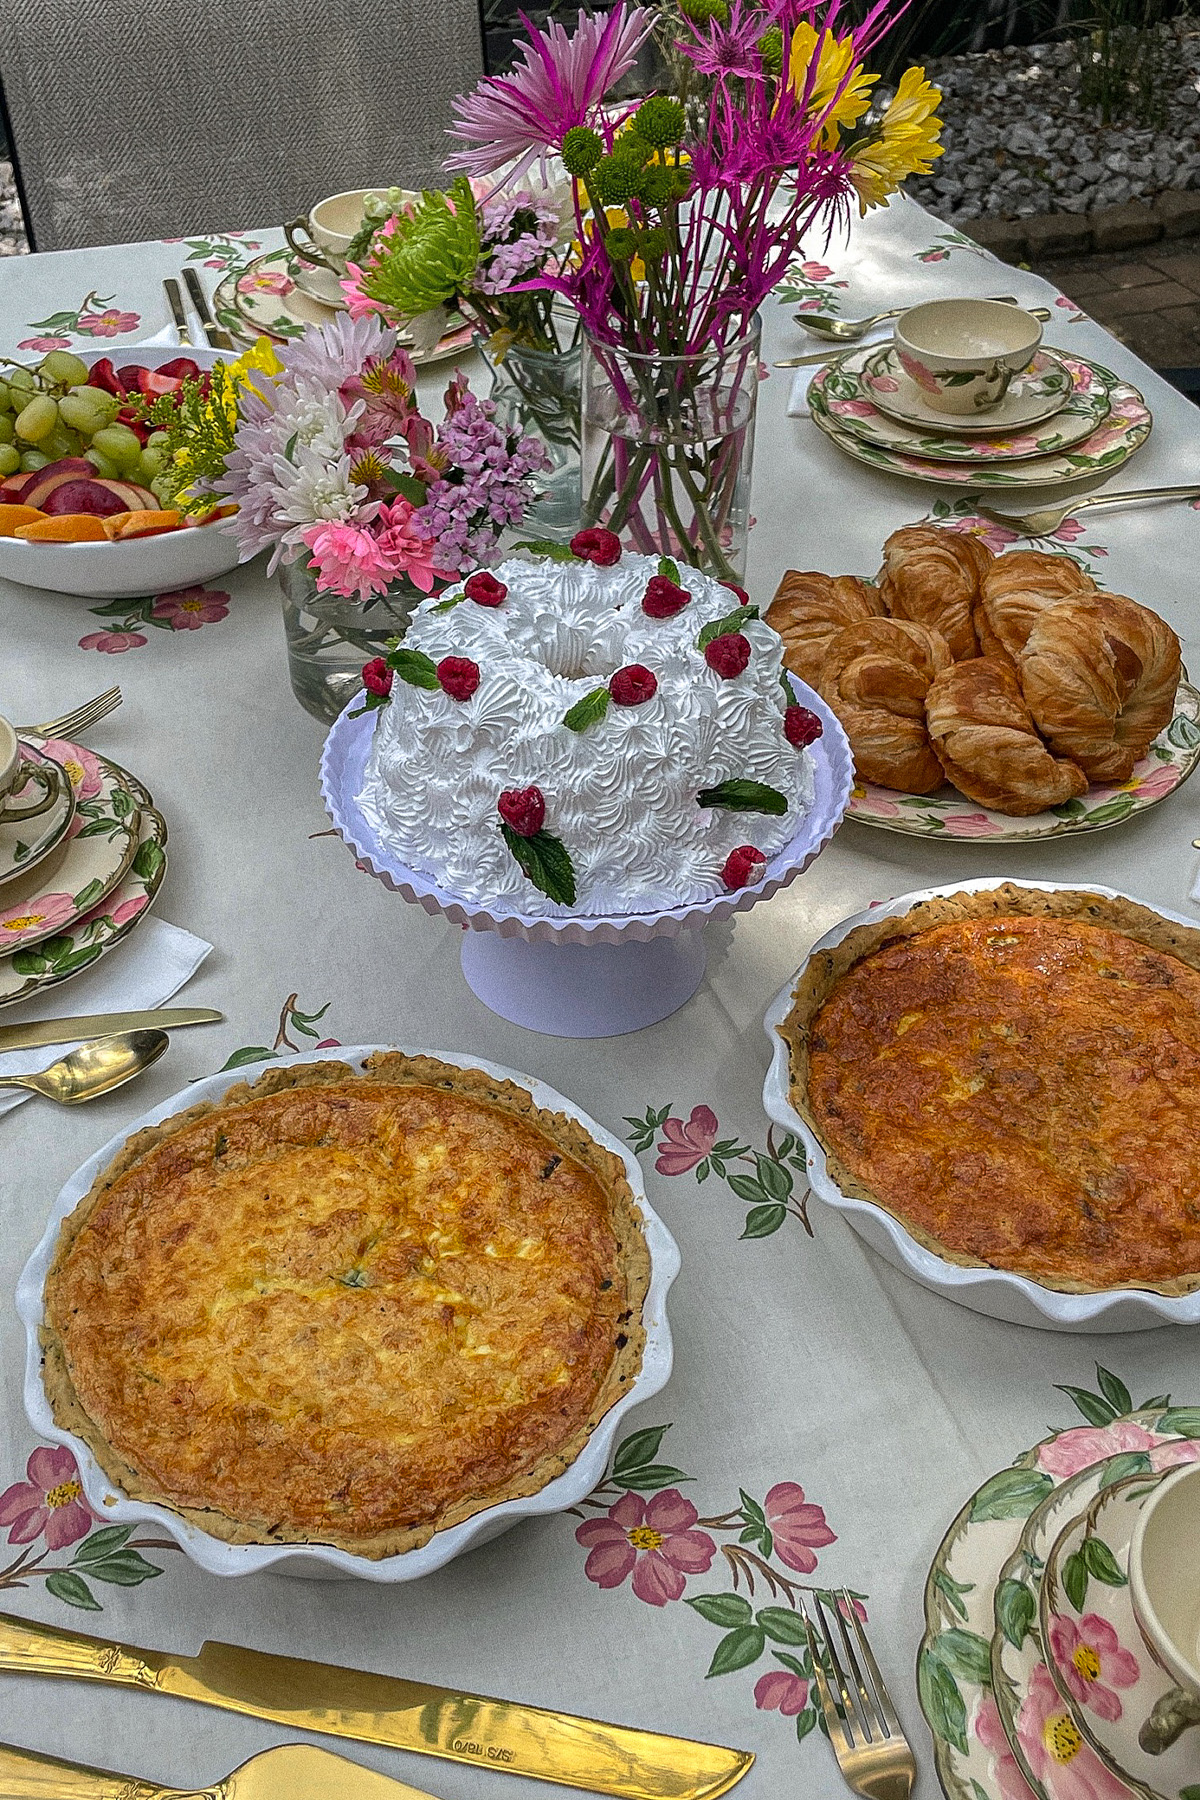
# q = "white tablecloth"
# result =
<box><xmin>2</xmin><ymin>194</ymin><xmax>1200</xmax><ymax>1800</ymax></box>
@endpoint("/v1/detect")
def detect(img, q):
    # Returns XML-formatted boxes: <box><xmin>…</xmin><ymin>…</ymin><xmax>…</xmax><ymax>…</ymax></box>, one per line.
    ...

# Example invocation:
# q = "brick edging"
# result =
<box><xmin>965</xmin><ymin>191</ymin><xmax>1200</xmax><ymax>262</ymax></box>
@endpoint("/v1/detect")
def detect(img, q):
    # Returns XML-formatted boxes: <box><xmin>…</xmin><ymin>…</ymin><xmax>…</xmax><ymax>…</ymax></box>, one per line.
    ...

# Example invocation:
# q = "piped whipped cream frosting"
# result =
<box><xmin>358</xmin><ymin>552</ymin><xmax>814</xmax><ymax>917</ymax></box>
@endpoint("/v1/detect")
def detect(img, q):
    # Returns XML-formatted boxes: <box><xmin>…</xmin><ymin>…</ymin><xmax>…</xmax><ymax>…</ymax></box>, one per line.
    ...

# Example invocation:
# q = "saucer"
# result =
<box><xmin>1042</xmin><ymin>1472</ymin><xmax>1195</xmax><ymax>1800</ymax></box>
<box><xmin>864</xmin><ymin>346</ymin><xmax>1074</xmax><ymax>434</ymax></box>
<box><xmin>291</xmin><ymin>261</ymin><xmax>348</xmax><ymax>310</ymax></box>
<box><xmin>0</xmin><ymin>752</ymin><xmax>74</xmax><ymax>887</ymax></box>
<box><xmin>0</xmin><ymin>748</ymin><xmax>141</xmax><ymax>956</ymax></box>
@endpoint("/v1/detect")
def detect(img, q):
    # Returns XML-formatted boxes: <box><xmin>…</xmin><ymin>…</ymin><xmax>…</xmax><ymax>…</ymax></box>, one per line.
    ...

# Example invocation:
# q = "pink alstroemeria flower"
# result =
<box><xmin>78</xmin><ymin>629</ymin><xmax>147</xmax><ymax>654</ymax></box>
<box><xmin>655</xmin><ymin>1105</ymin><xmax>718</xmax><ymax>1175</ymax></box>
<box><xmin>1048</xmin><ymin>1613</ymin><xmax>1139</xmax><ymax>1721</ymax></box>
<box><xmin>152</xmin><ymin>586</ymin><xmax>230</xmax><ymax>630</ymax></box>
<box><xmin>575</xmin><ymin>1489</ymin><xmax>716</xmax><ymax>1606</ymax></box>
<box><xmin>76</xmin><ymin>309</ymin><xmax>140</xmax><ymax>338</ymax></box>
<box><xmin>1016</xmin><ymin>1662</ymin><xmax>1130</xmax><ymax>1800</ymax></box>
<box><xmin>764</xmin><ymin>1482</ymin><xmax>836</xmax><ymax>1573</ymax></box>
<box><xmin>755</xmin><ymin>1669</ymin><xmax>809</xmax><ymax>1715</ymax></box>
<box><xmin>0</xmin><ymin>1446</ymin><xmax>94</xmax><ymax>1548</ymax></box>
<box><xmin>0</xmin><ymin>891</ymin><xmax>77</xmax><ymax>944</ymax></box>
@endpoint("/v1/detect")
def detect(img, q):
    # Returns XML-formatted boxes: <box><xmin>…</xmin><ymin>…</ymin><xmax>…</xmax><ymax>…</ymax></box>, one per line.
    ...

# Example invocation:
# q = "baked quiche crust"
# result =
<box><xmin>42</xmin><ymin>1053</ymin><xmax>650</xmax><ymax>1558</ymax></box>
<box><xmin>780</xmin><ymin>884</ymin><xmax>1200</xmax><ymax>1295</ymax></box>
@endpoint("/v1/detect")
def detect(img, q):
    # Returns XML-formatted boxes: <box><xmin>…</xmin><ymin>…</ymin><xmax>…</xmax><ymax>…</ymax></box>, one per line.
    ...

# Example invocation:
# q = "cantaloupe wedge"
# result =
<box><xmin>102</xmin><ymin>509</ymin><xmax>183</xmax><ymax>541</ymax></box>
<box><xmin>0</xmin><ymin>504</ymin><xmax>46</xmax><ymax>536</ymax></box>
<box><xmin>14</xmin><ymin>514</ymin><xmax>109</xmax><ymax>542</ymax></box>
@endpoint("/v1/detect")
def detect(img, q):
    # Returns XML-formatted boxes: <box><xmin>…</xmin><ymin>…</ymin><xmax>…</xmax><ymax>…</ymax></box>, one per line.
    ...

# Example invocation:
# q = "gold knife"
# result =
<box><xmin>0</xmin><ymin>1738</ymin><xmax>444</xmax><ymax>1800</ymax></box>
<box><xmin>162</xmin><ymin>278</ymin><xmax>193</xmax><ymax>347</ymax></box>
<box><xmin>0</xmin><ymin>1613</ymin><xmax>753</xmax><ymax>1799</ymax></box>
<box><xmin>0</xmin><ymin>1008</ymin><xmax>222</xmax><ymax>1054</ymax></box>
<box><xmin>181</xmin><ymin>268</ymin><xmax>236</xmax><ymax>350</ymax></box>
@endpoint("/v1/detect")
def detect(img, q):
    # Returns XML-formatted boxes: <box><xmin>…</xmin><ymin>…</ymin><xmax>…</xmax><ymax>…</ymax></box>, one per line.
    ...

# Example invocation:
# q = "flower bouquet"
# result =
<box><xmin>151</xmin><ymin>315</ymin><xmax>548</xmax><ymax>720</ymax></box>
<box><xmin>446</xmin><ymin>0</ymin><xmax>943</xmax><ymax>579</ymax></box>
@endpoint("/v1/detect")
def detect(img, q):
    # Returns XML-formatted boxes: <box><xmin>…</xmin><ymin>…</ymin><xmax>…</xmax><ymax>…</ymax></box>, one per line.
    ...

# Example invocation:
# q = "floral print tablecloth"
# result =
<box><xmin>2</xmin><ymin>194</ymin><xmax>1200</xmax><ymax>1800</ymax></box>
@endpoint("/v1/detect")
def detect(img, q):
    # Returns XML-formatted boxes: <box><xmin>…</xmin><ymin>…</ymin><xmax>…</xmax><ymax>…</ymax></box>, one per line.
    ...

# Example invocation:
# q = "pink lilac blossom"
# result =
<box><xmin>0</xmin><ymin>1446</ymin><xmax>95</xmax><ymax>1548</ymax></box>
<box><xmin>575</xmin><ymin>1488</ymin><xmax>716</xmax><ymax>1604</ymax></box>
<box><xmin>1047</xmin><ymin>1613</ymin><xmax>1139</xmax><ymax>1721</ymax></box>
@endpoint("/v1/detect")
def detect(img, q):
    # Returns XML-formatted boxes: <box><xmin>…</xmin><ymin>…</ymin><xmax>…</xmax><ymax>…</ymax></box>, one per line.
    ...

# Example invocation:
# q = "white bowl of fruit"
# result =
<box><xmin>0</xmin><ymin>345</ymin><xmax>247</xmax><ymax>599</ymax></box>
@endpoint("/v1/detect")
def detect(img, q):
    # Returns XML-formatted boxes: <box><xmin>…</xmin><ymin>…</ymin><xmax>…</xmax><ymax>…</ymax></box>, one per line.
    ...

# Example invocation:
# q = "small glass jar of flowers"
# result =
<box><xmin>444</xmin><ymin>0</ymin><xmax>943</xmax><ymax>580</ymax></box>
<box><xmin>150</xmin><ymin>316</ymin><xmax>548</xmax><ymax>722</ymax></box>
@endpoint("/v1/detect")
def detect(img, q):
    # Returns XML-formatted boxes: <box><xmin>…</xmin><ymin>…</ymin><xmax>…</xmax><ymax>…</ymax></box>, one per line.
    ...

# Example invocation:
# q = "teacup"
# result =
<box><xmin>893</xmin><ymin>298</ymin><xmax>1043</xmax><ymax>415</ymax></box>
<box><xmin>284</xmin><ymin>188</ymin><xmax>404</xmax><ymax>277</ymax></box>
<box><xmin>1129</xmin><ymin>1461</ymin><xmax>1200</xmax><ymax>1701</ymax></box>
<box><xmin>0</xmin><ymin>719</ymin><xmax>58</xmax><ymax>825</ymax></box>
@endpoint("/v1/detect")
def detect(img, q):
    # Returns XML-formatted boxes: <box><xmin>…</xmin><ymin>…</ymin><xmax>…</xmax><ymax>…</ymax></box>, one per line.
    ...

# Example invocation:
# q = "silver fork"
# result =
<box><xmin>974</xmin><ymin>484</ymin><xmax>1200</xmax><ymax>538</ymax></box>
<box><xmin>801</xmin><ymin>1589</ymin><xmax>915</xmax><ymax>1800</ymax></box>
<box><xmin>20</xmin><ymin>687</ymin><xmax>122</xmax><ymax>740</ymax></box>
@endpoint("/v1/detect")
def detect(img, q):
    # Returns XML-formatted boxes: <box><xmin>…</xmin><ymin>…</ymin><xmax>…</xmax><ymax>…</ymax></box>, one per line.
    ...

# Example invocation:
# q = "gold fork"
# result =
<box><xmin>800</xmin><ymin>1590</ymin><xmax>915</xmax><ymax>1800</ymax></box>
<box><xmin>20</xmin><ymin>687</ymin><xmax>122</xmax><ymax>740</ymax></box>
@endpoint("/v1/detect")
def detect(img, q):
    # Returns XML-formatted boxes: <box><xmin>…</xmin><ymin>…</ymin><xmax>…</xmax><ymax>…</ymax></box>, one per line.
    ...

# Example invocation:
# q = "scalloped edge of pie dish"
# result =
<box><xmin>18</xmin><ymin>1044</ymin><xmax>681</xmax><ymax>1581</ymax></box>
<box><xmin>319</xmin><ymin>678</ymin><xmax>855</xmax><ymax>947</ymax></box>
<box><xmin>762</xmin><ymin>877</ymin><xmax>1200</xmax><ymax>1333</ymax></box>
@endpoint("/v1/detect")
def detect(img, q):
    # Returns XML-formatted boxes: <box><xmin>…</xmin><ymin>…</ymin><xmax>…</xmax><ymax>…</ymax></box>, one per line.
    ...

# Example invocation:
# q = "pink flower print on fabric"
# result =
<box><xmin>0</xmin><ymin>1446</ymin><xmax>95</xmax><ymax>1548</ymax></box>
<box><xmin>18</xmin><ymin>336</ymin><xmax>72</xmax><ymax>352</ymax></box>
<box><xmin>76</xmin><ymin>310</ymin><xmax>140</xmax><ymax>338</ymax></box>
<box><xmin>575</xmin><ymin>1489</ymin><xmax>716</xmax><ymax>1606</ymax></box>
<box><xmin>151</xmin><ymin>586</ymin><xmax>230</xmax><ymax>629</ymax></box>
<box><xmin>944</xmin><ymin>514</ymin><xmax>1021</xmax><ymax>555</ymax></box>
<box><xmin>655</xmin><ymin>1106</ymin><xmax>718</xmax><ymax>1175</ymax></box>
<box><xmin>1047</xmin><ymin>1613</ymin><xmax>1139</xmax><ymax>1722</ymax></box>
<box><xmin>764</xmin><ymin>1482</ymin><xmax>836</xmax><ymax>1573</ymax></box>
<box><xmin>755</xmin><ymin>1669</ymin><xmax>809</xmax><ymax>1714</ymax></box>
<box><xmin>78</xmin><ymin>630</ymin><xmax>148</xmax><ymax>654</ymax></box>
<box><xmin>1016</xmin><ymin>1661</ymin><xmax>1131</xmax><ymax>1800</ymax></box>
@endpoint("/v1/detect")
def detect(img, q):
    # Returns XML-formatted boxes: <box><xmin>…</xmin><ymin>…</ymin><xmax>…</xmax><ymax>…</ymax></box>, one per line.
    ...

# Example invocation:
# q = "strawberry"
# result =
<box><xmin>86</xmin><ymin>358</ymin><xmax>122</xmax><ymax>396</ymax></box>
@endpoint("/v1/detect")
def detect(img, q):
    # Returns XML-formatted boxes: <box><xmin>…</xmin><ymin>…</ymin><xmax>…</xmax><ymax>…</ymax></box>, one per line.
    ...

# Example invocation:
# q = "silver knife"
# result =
<box><xmin>162</xmin><ymin>278</ymin><xmax>193</xmax><ymax>347</ymax></box>
<box><xmin>181</xmin><ymin>267</ymin><xmax>236</xmax><ymax>350</ymax></box>
<box><xmin>0</xmin><ymin>1008</ymin><xmax>222</xmax><ymax>1054</ymax></box>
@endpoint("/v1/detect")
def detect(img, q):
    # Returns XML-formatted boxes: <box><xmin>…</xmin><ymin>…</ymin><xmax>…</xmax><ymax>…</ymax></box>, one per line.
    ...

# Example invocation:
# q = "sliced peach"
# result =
<box><xmin>102</xmin><ymin>508</ymin><xmax>183</xmax><ymax>541</ymax></box>
<box><xmin>198</xmin><ymin>502</ymin><xmax>239</xmax><ymax>524</ymax></box>
<box><xmin>0</xmin><ymin>504</ymin><xmax>46</xmax><ymax>536</ymax></box>
<box><xmin>15</xmin><ymin>514</ymin><xmax>109</xmax><ymax>542</ymax></box>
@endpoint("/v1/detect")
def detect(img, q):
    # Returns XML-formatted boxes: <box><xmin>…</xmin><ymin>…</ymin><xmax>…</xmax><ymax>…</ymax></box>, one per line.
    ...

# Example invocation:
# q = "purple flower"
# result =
<box><xmin>447</xmin><ymin>3</ymin><xmax>655</xmax><ymax>181</ymax></box>
<box><xmin>412</xmin><ymin>373</ymin><xmax>547</xmax><ymax>572</ymax></box>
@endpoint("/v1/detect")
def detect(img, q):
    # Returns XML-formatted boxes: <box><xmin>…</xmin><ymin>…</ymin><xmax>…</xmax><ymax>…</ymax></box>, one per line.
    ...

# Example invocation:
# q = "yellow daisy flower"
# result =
<box><xmin>850</xmin><ymin>66</ymin><xmax>944</xmax><ymax>213</ymax></box>
<box><xmin>788</xmin><ymin>24</ymin><xmax>877</xmax><ymax>141</ymax></box>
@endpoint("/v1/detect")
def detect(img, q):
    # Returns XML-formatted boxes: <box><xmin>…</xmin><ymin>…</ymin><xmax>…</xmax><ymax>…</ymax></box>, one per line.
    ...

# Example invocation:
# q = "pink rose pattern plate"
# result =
<box><xmin>919</xmin><ymin>1371</ymin><xmax>1200</xmax><ymax>1800</ymax></box>
<box><xmin>862</xmin><ymin>347</ymin><xmax>1077</xmax><ymax>439</ymax></box>
<box><xmin>1040</xmin><ymin>1473</ymin><xmax>1194</xmax><ymax>1800</ymax></box>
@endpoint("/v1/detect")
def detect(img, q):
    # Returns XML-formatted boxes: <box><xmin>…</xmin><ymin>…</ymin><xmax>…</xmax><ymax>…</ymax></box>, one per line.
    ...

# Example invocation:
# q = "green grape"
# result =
<box><xmin>0</xmin><ymin>443</ymin><xmax>19</xmax><ymax>475</ymax></box>
<box><xmin>0</xmin><ymin>415</ymin><xmax>14</xmax><ymax>445</ymax></box>
<box><xmin>19</xmin><ymin>449</ymin><xmax>50</xmax><ymax>472</ymax></box>
<box><xmin>0</xmin><ymin>381</ymin><xmax>13</xmax><ymax>414</ymax></box>
<box><xmin>39</xmin><ymin>350</ymin><xmax>90</xmax><ymax>387</ymax></box>
<box><xmin>91</xmin><ymin>424</ymin><xmax>143</xmax><ymax>473</ymax></box>
<box><xmin>14</xmin><ymin>395</ymin><xmax>59</xmax><ymax>444</ymax></box>
<box><xmin>6</xmin><ymin>366</ymin><xmax>35</xmax><ymax>393</ymax></box>
<box><xmin>145</xmin><ymin>430</ymin><xmax>169</xmax><ymax>451</ymax></box>
<box><xmin>137</xmin><ymin>445</ymin><xmax>166</xmax><ymax>481</ymax></box>
<box><xmin>150</xmin><ymin>474</ymin><xmax>173</xmax><ymax>506</ymax></box>
<box><xmin>84</xmin><ymin>447</ymin><xmax>119</xmax><ymax>480</ymax></box>
<box><xmin>60</xmin><ymin>389</ymin><xmax>113</xmax><ymax>434</ymax></box>
<box><xmin>41</xmin><ymin>427</ymin><xmax>79</xmax><ymax>460</ymax></box>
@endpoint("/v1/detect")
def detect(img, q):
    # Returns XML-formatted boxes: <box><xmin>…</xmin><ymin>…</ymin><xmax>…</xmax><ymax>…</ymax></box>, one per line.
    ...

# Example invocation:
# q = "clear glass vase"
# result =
<box><xmin>480</xmin><ymin>336</ymin><xmax>582</xmax><ymax>540</ymax></box>
<box><xmin>580</xmin><ymin>316</ymin><xmax>761</xmax><ymax>583</ymax></box>
<box><xmin>279</xmin><ymin>556</ymin><xmax>423</xmax><ymax>725</ymax></box>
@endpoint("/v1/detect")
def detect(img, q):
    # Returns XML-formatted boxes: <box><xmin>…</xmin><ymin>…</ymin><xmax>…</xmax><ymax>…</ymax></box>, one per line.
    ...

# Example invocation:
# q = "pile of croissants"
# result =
<box><xmin>765</xmin><ymin>524</ymin><xmax>1183</xmax><ymax>816</ymax></box>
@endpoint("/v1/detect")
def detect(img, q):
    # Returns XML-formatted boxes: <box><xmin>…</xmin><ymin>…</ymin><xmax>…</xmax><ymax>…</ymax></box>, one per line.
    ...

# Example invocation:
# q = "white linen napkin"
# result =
<box><xmin>135</xmin><ymin>324</ymin><xmax>180</xmax><ymax>348</ymax></box>
<box><xmin>0</xmin><ymin>918</ymin><xmax>212</xmax><ymax>1117</ymax></box>
<box><xmin>786</xmin><ymin>326</ymin><xmax>893</xmax><ymax>419</ymax></box>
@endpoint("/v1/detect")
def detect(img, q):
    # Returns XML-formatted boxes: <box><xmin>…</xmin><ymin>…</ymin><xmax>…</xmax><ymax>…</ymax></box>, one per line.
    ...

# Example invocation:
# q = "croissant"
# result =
<box><xmin>818</xmin><ymin>617</ymin><xmax>953</xmax><ymax>793</ymax></box>
<box><xmin>876</xmin><ymin>525</ymin><xmax>993</xmax><ymax>662</ymax></box>
<box><xmin>976</xmin><ymin>551</ymin><xmax>1096</xmax><ymax>666</ymax></box>
<box><xmin>766</xmin><ymin>570</ymin><xmax>885</xmax><ymax>688</ymax></box>
<box><xmin>1019</xmin><ymin>593</ymin><xmax>1182</xmax><ymax>782</ymax></box>
<box><xmin>926</xmin><ymin>658</ymin><xmax>1089</xmax><ymax>816</ymax></box>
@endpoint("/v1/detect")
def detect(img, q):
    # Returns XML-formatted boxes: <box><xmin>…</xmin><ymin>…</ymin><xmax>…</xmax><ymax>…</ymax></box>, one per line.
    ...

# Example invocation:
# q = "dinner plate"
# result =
<box><xmin>18</xmin><ymin>1043</ymin><xmax>681</xmax><ymax>1582</ymax></box>
<box><xmin>809</xmin><ymin>360</ymin><xmax>1150</xmax><ymax>488</ymax></box>
<box><xmin>818</xmin><ymin>350</ymin><xmax>1110</xmax><ymax>464</ymax></box>
<box><xmin>0</xmin><ymin>752</ymin><xmax>74</xmax><ymax>886</ymax></box>
<box><xmin>0</xmin><ymin>748</ymin><xmax>141</xmax><ymax>955</ymax></box>
<box><xmin>921</xmin><ymin>1430</ymin><xmax>1196</xmax><ymax>1800</ymax></box>
<box><xmin>847</xmin><ymin>677</ymin><xmax>1200</xmax><ymax>841</ymax></box>
<box><xmin>762</xmin><ymin>876</ymin><xmax>1200</xmax><ymax>1331</ymax></box>
<box><xmin>864</xmin><ymin>345</ymin><xmax>1076</xmax><ymax>434</ymax></box>
<box><xmin>1041</xmin><ymin>1473</ymin><xmax>1188</xmax><ymax>1800</ymax></box>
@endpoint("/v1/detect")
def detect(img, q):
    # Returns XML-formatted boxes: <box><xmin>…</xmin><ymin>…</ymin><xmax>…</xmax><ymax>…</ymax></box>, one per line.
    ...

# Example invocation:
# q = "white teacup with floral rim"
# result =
<box><xmin>1130</xmin><ymin>1460</ymin><xmax>1200</xmax><ymax>1713</ymax></box>
<box><xmin>894</xmin><ymin>298</ymin><xmax>1044</xmax><ymax>415</ymax></box>
<box><xmin>0</xmin><ymin>719</ymin><xmax>58</xmax><ymax>825</ymax></box>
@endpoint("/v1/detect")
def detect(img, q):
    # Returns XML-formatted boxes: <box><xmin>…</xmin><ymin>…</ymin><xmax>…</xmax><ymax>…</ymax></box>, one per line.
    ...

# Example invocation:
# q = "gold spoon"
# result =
<box><xmin>0</xmin><ymin>1029</ymin><xmax>168</xmax><ymax>1104</ymax></box>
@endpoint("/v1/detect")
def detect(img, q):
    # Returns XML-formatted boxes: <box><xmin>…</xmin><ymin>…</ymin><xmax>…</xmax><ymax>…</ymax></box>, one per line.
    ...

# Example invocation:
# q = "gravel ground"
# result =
<box><xmin>0</xmin><ymin>161</ymin><xmax>27</xmax><ymax>255</ymax></box>
<box><xmin>906</xmin><ymin>22</ymin><xmax>1200</xmax><ymax>223</ymax></box>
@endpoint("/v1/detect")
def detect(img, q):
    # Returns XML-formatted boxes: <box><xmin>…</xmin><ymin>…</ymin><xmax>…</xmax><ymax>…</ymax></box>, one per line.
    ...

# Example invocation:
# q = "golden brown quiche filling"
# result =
<box><xmin>784</xmin><ymin>890</ymin><xmax>1200</xmax><ymax>1292</ymax></box>
<box><xmin>42</xmin><ymin>1055</ymin><xmax>649</xmax><ymax>1556</ymax></box>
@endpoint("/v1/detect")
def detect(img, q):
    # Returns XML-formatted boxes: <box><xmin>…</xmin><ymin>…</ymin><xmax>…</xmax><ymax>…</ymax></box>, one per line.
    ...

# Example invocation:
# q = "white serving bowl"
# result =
<box><xmin>18</xmin><ymin>1044</ymin><xmax>680</xmax><ymax>1580</ymax></box>
<box><xmin>1130</xmin><ymin>1461</ymin><xmax>1200</xmax><ymax>1696</ymax></box>
<box><xmin>762</xmin><ymin>876</ymin><xmax>1200</xmax><ymax>1333</ymax></box>
<box><xmin>0</xmin><ymin>346</ymin><xmax>247</xmax><ymax>598</ymax></box>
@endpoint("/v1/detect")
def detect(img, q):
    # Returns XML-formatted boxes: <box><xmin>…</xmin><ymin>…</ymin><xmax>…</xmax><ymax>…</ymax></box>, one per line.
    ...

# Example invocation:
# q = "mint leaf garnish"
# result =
<box><xmin>697</xmin><ymin>779</ymin><xmax>788</xmax><ymax>815</ymax></box>
<box><xmin>517</xmin><ymin>538</ymin><xmax>579</xmax><ymax>562</ymax></box>
<box><xmin>431</xmin><ymin>592</ymin><xmax>467</xmax><ymax>614</ymax></box>
<box><xmin>563</xmin><ymin>687</ymin><xmax>611</xmax><ymax>732</ymax></box>
<box><xmin>500</xmin><ymin>823</ymin><xmax>577</xmax><ymax>905</ymax></box>
<box><xmin>389</xmin><ymin>648</ymin><xmax>440</xmax><ymax>690</ymax></box>
<box><xmin>658</xmin><ymin>555</ymin><xmax>681</xmax><ymax>584</ymax></box>
<box><xmin>697</xmin><ymin>605</ymin><xmax>759</xmax><ymax>652</ymax></box>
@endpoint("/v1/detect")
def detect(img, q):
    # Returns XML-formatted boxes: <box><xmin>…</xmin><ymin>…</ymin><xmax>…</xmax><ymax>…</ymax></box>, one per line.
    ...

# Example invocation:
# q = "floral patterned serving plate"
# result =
<box><xmin>0</xmin><ymin>742</ymin><xmax>141</xmax><ymax>957</ymax></box>
<box><xmin>846</xmin><ymin>677</ymin><xmax>1200</xmax><ymax>841</ymax></box>
<box><xmin>1041</xmin><ymin>1473</ymin><xmax>1197</xmax><ymax>1800</ymax></box>
<box><xmin>919</xmin><ymin>1400</ymin><xmax>1200</xmax><ymax>1800</ymax></box>
<box><xmin>0</xmin><ymin>753</ymin><xmax>74</xmax><ymax>887</ymax></box>
<box><xmin>989</xmin><ymin>1467</ymin><xmax>1174</xmax><ymax>1800</ymax></box>
<box><xmin>809</xmin><ymin>359</ymin><xmax>1150</xmax><ymax>488</ymax></box>
<box><xmin>862</xmin><ymin>346</ymin><xmax>1078</xmax><ymax>437</ymax></box>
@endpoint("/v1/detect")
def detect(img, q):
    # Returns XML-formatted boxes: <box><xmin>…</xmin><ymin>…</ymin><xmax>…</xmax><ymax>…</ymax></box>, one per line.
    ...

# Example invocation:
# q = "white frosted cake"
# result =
<box><xmin>357</xmin><ymin>542</ymin><xmax>819</xmax><ymax>918</ymax></box>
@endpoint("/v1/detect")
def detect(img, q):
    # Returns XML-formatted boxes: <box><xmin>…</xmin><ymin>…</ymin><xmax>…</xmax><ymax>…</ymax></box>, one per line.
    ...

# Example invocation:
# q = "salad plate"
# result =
<box><xmin>0</xmin><ymin>746</ymin><xmax>141</xmax><ymax>956</ymax></box>
<box><xmin>0</xmin><ymin>753</ymin><xmax>74</xmax><ymax>886</ymax></box>
<box><xmin>215</xmin><ymin>250</ymin><xmax>475</xmax><ymax>364</ymax></box>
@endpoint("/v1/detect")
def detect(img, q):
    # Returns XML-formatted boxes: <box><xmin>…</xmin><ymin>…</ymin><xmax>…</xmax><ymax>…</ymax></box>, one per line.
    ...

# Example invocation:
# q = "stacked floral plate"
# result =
<box><xmin>810</xmin><ymin>346</ymin><xmax>1151</xmax><ymax>488</ymax></box>
<box><xmin>921</xmin><ymin>1384</ymin><xmax>1200</xmax><ymax>1800</ymax></box>
<box><xmin>0</xmin><ymin>734</ymin><xmax>167</xmax><ymax>1007</ymax></box>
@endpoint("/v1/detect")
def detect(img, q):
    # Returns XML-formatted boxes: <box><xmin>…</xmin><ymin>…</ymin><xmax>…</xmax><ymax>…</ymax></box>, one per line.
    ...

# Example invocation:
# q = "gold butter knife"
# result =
<box><xmin>181</xmin><ymin>267</ymin><xmax>236</xmax><ymax>350</ymax></box>
<box><xmin>162</xmin><ymin>278</ymin><xmax>193</xmax><ymax>348</ymax></box>
<box><xmin>0</xmin><ymin>1738</ymin><xmax>444</xmax><ymax>1800</ymax></box>
<box><xmin>0</xmin><ymin>1613</ymin><xmax>753</xmax><ymax>1800</ymax></box>
<box><xmin>0</xmin><ymin>1008</ymin><xmax>222</xmax><ymax>1054</ymax></box>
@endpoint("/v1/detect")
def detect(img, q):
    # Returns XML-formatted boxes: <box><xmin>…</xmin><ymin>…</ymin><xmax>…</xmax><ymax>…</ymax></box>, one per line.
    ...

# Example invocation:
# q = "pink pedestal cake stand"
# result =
<box><xmin>320</xmin><ymin>684</ymin><xmax>854</xmax><ymax>1038</ymax></box>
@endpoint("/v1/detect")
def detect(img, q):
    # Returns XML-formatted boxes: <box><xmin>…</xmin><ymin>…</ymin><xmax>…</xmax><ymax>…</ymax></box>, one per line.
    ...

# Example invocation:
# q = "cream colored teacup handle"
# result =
<box><xmin>2</xmin><ymin>759</ymin><xmax>57</xmax><ymax>823</ymax></box>
<box><xmin>283</xmin><ymin>216</ymin><xmax>341</xmax><ymax>274</ymax></box>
